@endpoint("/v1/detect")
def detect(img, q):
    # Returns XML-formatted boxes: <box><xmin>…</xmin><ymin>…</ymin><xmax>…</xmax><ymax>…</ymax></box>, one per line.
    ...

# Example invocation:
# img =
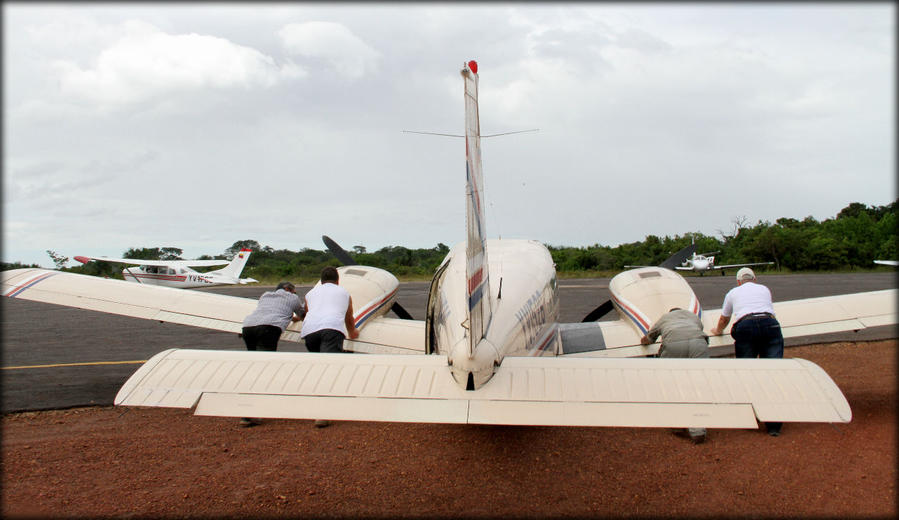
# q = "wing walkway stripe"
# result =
<box><xmin>3</xmin><ymin>360</ymin><xmax>148</xmax><ymax>370</ymax></box>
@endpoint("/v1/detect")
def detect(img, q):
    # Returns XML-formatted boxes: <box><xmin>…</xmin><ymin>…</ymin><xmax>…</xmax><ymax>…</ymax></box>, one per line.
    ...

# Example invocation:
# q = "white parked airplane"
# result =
<box><xmin>73</xmin><ymin>249</ymin><xmax>257</xmax><ymax>288</ymax></box>
<box><xmin>3</xmin><ymin>61</ymin><xmax>895</xmax><ymax>430</ymax></box>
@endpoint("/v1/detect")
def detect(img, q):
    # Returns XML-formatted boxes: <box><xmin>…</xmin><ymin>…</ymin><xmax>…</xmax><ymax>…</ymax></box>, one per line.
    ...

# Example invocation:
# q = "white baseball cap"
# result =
<box><xmin>736</xmin><ymin>267</ymin><xmax>755</xmax><ymax>282</ymax></box>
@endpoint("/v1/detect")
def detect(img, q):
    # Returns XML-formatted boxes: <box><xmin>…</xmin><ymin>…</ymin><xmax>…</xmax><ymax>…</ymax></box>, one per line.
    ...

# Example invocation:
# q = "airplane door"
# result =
<box><xmin>425</xmin><ymin>260</ymin><xmax>451</xmax><ymax>355</ymax></box>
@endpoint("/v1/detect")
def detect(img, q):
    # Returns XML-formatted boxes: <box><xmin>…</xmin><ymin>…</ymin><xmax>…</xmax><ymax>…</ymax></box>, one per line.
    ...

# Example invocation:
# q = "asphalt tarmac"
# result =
<box><xmin>2</xmin><ymin>272</ymin><xmax>895</xmax><ymax>413</ymax></box>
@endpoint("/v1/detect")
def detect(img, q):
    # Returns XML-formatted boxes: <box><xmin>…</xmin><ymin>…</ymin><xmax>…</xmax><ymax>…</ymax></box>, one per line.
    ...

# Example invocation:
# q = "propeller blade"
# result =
<box><xmin>389</xmin><ymin>302</ymin><xmax>414</xmax><ymax>320</ymax></box>
<box><xmin>322</xmin><ymin>235</ymin><xmax>357</xmax><ymax>266</ymax></box>
<box><xmin>581</xmin><ymin>299</ymin><xmax>615</xmax><ymax>322</ymax></box>
<box><xmin>321</xmin><ymin>235</ymin><xmax>415</xmax><ymax>320</ymax></box>
<box><xmin>659</xmin><ymin>242</ymin><xmax>697</xmax><ymax>270</ymax></box>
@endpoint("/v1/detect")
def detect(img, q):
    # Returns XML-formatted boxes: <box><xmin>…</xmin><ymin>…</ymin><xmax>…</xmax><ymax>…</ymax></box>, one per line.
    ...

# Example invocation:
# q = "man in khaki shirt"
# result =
<box><xmin>641</xmin><ymin>308</ymin><xmax>709</xmax><ymax>359</ymax></box>
<box><xmin>641</xmin><ymin>307</ymin><xmax>709</xmax><ymax>443</ymax></box>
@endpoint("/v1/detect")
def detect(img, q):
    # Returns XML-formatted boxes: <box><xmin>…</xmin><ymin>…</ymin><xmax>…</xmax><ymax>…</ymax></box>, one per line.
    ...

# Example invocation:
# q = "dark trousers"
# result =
<box><xmin>304</xmin><ymin>329</ymin><xmax>346</xmax><ymax>353</ymax></box>
<box><xmin>732</xmin><ymin>315</ymin><xmax>784</xmax><ymax>433</ymax></box>
<box><xmin>242</xmin><ymin>325</ymin><xmax>282</xmax><ymax>351</ymax></box>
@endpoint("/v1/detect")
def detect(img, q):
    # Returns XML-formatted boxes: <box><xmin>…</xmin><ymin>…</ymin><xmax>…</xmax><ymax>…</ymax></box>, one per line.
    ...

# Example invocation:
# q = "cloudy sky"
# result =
<box><xmin>4</xmin><ymin>3</ymin><xmax>894</xmax><ymax>267</ymax></box>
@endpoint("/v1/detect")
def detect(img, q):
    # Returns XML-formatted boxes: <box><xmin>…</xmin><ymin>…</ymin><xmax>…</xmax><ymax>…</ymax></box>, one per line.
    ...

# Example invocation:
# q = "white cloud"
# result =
<box><xmin>50</xmin><ymin>20</ymin><xmax>300</xmax><ymax>107</ymax></box>
<box><xmin>2</xmin><ymin>4</ymin><xmax>893</xmax><ymax>267</ymax></box>
<box><xmin>278</xmin><ymin>21</ymin><xmax>380</xmax><ymax>79</ymax></box>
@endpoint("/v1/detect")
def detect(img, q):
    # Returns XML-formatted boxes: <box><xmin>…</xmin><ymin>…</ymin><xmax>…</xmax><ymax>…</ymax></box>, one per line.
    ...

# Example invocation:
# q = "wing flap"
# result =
<box><xmin>116</xmin><ymin>349</ymin><xmax>850</xmax><ymax>426</ymax></box>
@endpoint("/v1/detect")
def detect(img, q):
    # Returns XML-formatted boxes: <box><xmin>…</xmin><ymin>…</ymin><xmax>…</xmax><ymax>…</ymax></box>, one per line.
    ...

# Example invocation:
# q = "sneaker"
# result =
<box><xmin>239</xmin><ymin>418</ymin><xmax>262</xmax><ymax>427</ymax></box>
<box><xmin>313</xmin><ymin>419</ymin><xmax>331</xmax><ymax>428</ymax></box>
<box><xmin>690</xmin><ymin>433</ymin><xmax>706</xmax><ymax>444</ymax></box>
<box><xmin>768</xmin><ymin>430</ymin><xmax>780</xmax><ymax>437</ymax></box>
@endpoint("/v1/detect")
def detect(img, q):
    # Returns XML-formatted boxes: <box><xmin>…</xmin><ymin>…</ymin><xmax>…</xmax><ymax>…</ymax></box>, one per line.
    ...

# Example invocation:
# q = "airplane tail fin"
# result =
<box><xmin>462</xmin><ymin>60</ymin><xmax>492</xmax><ymax>357</ymax></box>
<box><xmin>216</xmin><ymin>249</ymin><xmax>253</xmax><ymax>281</ymax></box>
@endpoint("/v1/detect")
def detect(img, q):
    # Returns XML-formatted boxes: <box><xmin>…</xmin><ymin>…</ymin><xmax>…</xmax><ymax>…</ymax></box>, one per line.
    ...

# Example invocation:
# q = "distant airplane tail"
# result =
<box><xmin>462</xmin><ymin>60</ymin><xmax>492</xmax><ymax>358</ymax></box>
<box><xmin>215</xmin><ymin>249</ymin><xmax>253</xmax><ymax>282</ymax></box>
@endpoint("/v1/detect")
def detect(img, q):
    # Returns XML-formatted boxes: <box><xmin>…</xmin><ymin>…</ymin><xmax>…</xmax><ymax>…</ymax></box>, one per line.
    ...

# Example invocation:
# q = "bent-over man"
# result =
<box><xmin>239</xmin><ymin>281</ymin><xmax>305</xmax><ymax>427</ymax></box>
<box><xmin>300</xmin><ymin>266</ymin><xmax>360</xmax><ymax>429</ymax></box>
<box><xmin>641</xmin><ymin>307</ymin><xmax>710</xmax><ymax>443</ymax></box>
<box><xmin>300</xmin><ymin>266</ymin><xmax>360</xmax><ymax>353</ymax></box>
<box><xmin>242</xmin><ymin>281</ymin><xmax>305</xmax><ymax>351</ymax></box>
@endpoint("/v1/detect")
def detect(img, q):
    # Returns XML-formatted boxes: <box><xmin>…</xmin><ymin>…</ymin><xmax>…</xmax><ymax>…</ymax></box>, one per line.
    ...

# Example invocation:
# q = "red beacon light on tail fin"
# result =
<box><xmin>468</xmin><ymin>60</ymin><xmax>478</xmax><ymax>74</ymax></box>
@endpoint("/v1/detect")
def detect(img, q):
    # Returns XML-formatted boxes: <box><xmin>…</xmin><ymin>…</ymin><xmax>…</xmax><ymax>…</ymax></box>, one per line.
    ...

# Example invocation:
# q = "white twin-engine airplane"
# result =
<box><xmin>675</xmin><ymin>250</ymin><xmax>774</xmax><ymax>276</ymax></box>
<box><xmin>3</xmin><ymin>61</ymin><xmax>896</xmax><ymax>429</ymax></box>
<box><xmin>73</xmin><ymin>249</ymin><xmax>257</xmax><ymax>289</ymax></box>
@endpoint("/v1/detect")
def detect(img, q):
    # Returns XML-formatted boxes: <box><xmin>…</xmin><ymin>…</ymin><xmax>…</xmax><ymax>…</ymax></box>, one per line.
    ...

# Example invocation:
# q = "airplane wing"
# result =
<box><xmin>874</xmin><ymin>260</ymin><xmax>898</xmax><ymax>266</ymax></box>
<box><xmin>4</xmin><ymin>268</ymin><xmax>256</xmax><ymax>334</ymax></box>
<box><xmin>75</xmin><ymin>256</ymin><xmax>230</xmax><ymax>267</ymax></box>
<box><xmin>561</xmin><ymin>289</ymin><xmax>897</xmax><ymax>358</ymax></box>
<box><xmin>712</xmin><ymin>261</ymin><xmax>774</xmax><ymax>270</ymax></box>
<box><xmin>114</xmin><ymin>348</ymin><xmax>850</xmax><ymax>427</ymax></box>
<box><xmin>2</xmin><ymin>268</ymin><xmax>425</xmax><ymax>352</ymax></box>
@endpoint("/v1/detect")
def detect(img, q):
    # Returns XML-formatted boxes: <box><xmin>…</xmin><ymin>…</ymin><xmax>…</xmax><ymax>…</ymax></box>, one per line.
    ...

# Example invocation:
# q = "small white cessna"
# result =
<box><xmin>73</xmin><ymin>249</ymin><xmax>256</xmax><ymax>289</ymax></box>
<box><xmin>3</xmin><ymin>61</ymin><xmax>895</xmax><ymax>430</ymax></box>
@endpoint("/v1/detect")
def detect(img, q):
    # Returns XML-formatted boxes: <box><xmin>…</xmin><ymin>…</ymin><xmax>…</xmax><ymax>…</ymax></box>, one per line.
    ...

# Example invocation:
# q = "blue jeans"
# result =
<box><xmin>731</xmin><ymin>316</ymin><xmax>783</xmax><ymax>359</ymax></box>
<box><xmin>731</xmin><ymin>315</ymin><xmax>784</xmax><ymax>434</ymax></box>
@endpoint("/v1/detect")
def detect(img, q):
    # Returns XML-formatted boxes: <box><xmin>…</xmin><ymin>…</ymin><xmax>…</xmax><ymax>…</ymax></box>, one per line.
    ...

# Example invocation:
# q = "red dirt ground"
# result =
<box><xmin>2</xmin><ymin>340</ymin><xmax>895</xmax><ymax>518</ymax></box>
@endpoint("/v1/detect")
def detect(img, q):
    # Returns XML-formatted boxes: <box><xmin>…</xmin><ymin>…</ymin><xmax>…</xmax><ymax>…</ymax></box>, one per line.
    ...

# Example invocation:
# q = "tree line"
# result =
<box><xmin>7</xmin><ymin>200</ymin><xmax>895</xmax><ymax>280</ymax></box>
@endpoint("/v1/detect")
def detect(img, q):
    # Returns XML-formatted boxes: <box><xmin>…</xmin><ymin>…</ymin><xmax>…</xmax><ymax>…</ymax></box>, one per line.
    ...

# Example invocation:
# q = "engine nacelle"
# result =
<box><xmin>608</xmin><ymin>267</ymin><xmax>701</xmax><ymax>335</ymax></box>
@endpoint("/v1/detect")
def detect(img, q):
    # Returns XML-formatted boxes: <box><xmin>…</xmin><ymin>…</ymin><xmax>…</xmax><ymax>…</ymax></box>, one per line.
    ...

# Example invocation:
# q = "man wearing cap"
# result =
<box><xmin>710</xmin><ymin>267</ymin><xmax>784</xmax><ymax>436</ymax></box>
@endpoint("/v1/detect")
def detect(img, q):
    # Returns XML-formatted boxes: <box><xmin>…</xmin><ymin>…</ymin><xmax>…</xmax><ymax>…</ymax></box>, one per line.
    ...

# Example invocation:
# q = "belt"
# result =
<box><xmin>735</xmin><ymin>312</ymin><xmax>774</xmax><ymax>325</ymax></box>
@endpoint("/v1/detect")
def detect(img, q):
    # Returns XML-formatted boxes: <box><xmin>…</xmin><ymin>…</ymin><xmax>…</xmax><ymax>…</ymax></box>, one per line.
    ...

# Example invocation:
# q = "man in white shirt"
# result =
<box><xmin>710</xmin><ymin>267</ymin><xmax>784</xmax><ymax>436</ymax></box>
<box><xmin>300</xmin><ymin>267</ymin><xmax>359</xmax><ymax>354</ymax></box>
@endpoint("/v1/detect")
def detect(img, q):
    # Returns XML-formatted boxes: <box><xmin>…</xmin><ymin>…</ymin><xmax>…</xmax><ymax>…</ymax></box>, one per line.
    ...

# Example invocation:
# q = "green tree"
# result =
<box><xmin>159</xmin><ymin>247</ymin><xmax>183</xmax><ymax>261</ymax></box>
<box><xmin>224</xmin><ymin>240</ymin><xmax>261</xmax><ymax>259</ymax></box>
<box><xmin>46</xmin><ymin>250</ymin><xmax>69</xmax><ymax>269</ymax></box>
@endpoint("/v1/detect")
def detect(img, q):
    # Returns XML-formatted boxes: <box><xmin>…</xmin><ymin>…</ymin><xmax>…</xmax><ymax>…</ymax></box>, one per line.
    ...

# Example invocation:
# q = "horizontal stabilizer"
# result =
<box><xmin>116</xmin><ymin>349</ymin><xmax>851</xmax><ymax>427</ymax></box>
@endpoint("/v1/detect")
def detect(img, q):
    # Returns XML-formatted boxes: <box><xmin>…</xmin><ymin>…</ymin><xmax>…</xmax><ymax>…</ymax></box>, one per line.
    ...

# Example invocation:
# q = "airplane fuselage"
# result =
<box><xmin>427</xmin><ymin>239</ymin><xmax>560</xmax><ymax>389</ymax></box>
<box><xmin>121</xmin><ymin>265</ymin><xmax>235</xmax><ymax>288</ymax></box>
<box><xmin>687</xmin><ymin>255</ymin><xmax>713</xmax><ymax>272</ymax></box>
